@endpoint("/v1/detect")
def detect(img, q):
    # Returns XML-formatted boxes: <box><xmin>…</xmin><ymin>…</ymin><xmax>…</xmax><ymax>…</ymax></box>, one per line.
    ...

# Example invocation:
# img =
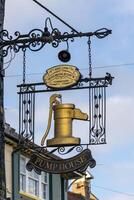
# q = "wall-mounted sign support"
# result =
<box><xmin>0</xmin><ymin>16</ymin><xmax>113</xmax><ymax>175</ymax></box>
<box><xmin>0</xmin><ymin>1</ymin><xmax>114</xmax><ymax>195</ymax></box>
<box><xmin>0</xmin><ymin>28</ymin><xmax>111</xmax><ymax>57</ymax></box>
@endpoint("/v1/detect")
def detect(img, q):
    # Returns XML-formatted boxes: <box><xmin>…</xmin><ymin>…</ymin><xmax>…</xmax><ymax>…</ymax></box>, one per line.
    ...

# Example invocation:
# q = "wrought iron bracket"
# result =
<box><xmin>18</xmin><ymin>73</ymin><xmax>114</xmax><ymax>147</ymax></box>
<box><xmin>17</xmin><ymin>73</ymin><xmax>114</xmax><ymax>94</ymax></box>
<box><xmin>0</xmin><ymin>27</ymin><xmax>112</xmax><ymax>57</ymax></box>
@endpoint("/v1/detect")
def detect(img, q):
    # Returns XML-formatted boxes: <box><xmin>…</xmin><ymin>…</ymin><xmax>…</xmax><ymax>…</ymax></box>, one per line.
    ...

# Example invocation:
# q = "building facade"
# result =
<box><xmin>68</xmin><ymin>172</ymin><xmax>98</xmax><ymax>200</ymax></box>
<box><xmin>5</xmin><ymin>123</ymin><xmax>67</xmax><ymax>200</ymax></box>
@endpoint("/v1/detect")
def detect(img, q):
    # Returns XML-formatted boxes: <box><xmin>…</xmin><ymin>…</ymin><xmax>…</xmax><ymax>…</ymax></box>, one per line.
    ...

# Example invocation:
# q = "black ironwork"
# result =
<box><xmin>19</xmin><ymin>86</ymin><xmax>35</xmax><ymax>143</ymax></box>
<box><xmin>22</xmin><ymin>48</ymin><xmax>26</xmax><ymax>84</ymax></box>
<box><xmin>88</xmin><ymin>73</ymin><xmax>113</xmax><ymax>145</ymax></box>
<box><xmin>87</xmin><ymin>37</ymin><xmax>92</xmax><ymax>78</ymax></box>
<box><xmin>32</xmin><ymin>0</ymin><xmax>79</xmax><ymax>34</ymax></box>
<box><xmin>89</xmin><ymin>86</ymin><xmax>106</xmax><ymax>144</ymax></box>
<box><xmin>26</xmin><ymin>148</ymin><xmax>96</xmax><ymax>174</ymax></box>
<box><xmin>17</xmin><ymin>73</ymin><xmax>113</xmax><ymax>94</ymax></box>
<box><xmin>49</xmin><ymin>145</ymin><xmax>84</xmax><ymax>155</ymax></box>
<box><xmin>0</xmin><ymin>0</ymin><xmax>113</xmax><ymax>189</ymax></box>
<box><xmin>0</xmin><ymin>28</ymin><xmax>112</xmax><ymax>57</ymax></box>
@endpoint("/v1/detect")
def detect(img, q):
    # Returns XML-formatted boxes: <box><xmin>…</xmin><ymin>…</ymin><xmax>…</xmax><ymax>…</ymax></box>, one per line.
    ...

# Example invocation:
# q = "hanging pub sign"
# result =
<box><xmin>26</xmin><ymin>149</ymin><xmax>96</xmax><ymax>174</ymax></box>
<box><xmin>43</xmin><ymin>64</ymin><xmax>81</xmax><ymax>89</ymax></box>
<box><xmin>26</xmin><ymin>93</ymin><xmax>96</xmax><ymax>175</ymax></box>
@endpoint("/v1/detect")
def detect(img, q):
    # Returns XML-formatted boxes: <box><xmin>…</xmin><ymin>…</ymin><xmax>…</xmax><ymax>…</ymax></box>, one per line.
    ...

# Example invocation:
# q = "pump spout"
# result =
<box><xmin>73</xmin><ymin>108</ymin><xmax>88</xmax><ymax>121</ymax></box>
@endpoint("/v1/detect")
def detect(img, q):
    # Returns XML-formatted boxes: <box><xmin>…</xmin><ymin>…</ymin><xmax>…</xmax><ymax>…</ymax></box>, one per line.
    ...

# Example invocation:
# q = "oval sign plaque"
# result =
<box><xmin>43</xmin><ymin>65</ymin><xmax>81</xmax><ymax>89</ymax></box>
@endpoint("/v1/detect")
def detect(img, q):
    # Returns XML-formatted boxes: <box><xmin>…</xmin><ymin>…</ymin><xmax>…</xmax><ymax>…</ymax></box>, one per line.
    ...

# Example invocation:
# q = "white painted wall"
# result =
<box><xmin>5</xmin><ymin>143</ymin><xmax>13</xmax><ymax>199</ymax></box>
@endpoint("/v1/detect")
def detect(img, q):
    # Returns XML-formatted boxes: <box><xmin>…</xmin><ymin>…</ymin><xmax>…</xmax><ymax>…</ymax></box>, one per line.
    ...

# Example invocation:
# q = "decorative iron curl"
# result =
<box><xmin>29</xmin><ymin>41</ymin><xmax>44</xmax><ymax>51</ymax></box>
<box><xmin>0</xmin><ymin>26</ymin><xmax>112</xmax><ymax>57</ymax></box>
<box><xmin>1</xmin><ymin>46</ymin><xmax>11</xmax><ymax>57</ymax></box>
<box><xmin>89</xmin><ymin>73</ymin><xmax>113</xmax><ymax>87</ymax></box>
<box><xmin>51</xmin><ymin>28</ymin><xmax>61</xmax><ymax>48</ymax></box>
<box><xmin>57</xmin><ymin>146</ymin><xmax>66</xmax><ymax>155</ymax></box>
<box><xmin>28</xmin><ymin>29</ymin><xmax>45</xmax><ymax>51</ymax></box>
<box><xmin>13</xmin><ymin>44</ymin><xmax>20</xmax><ymax>53</ymax></box>
<box><xmin>0</xmin><ymin>30</ymin><xmax>21</xmax><ymax>41</ymax></box>
<box><xmin>52</xmin><ymin>39</ymin><xmax>60</xmax><ymax>48</ymax></box>
<box><xmin>94</xmin><ymin>28</ymin><xmax>112</xmax><ymax>39</ymax></box>
<box><xmin>0</xmin><ymin>30</ymin><xmax>12</xmax><ymax>41</ymax></box>
<box><xmin>48</xmin><ymin>145</ymin><xmax>84</xmax><ymax>156</ymax></box>
<box><xmin>51</xmin><ymin>30</ymin><xmax>75</xmax><ymax>48</ymax></box>
<box><xmin>26</xmin><ymin>160</ymin><xmax>41</xmax><ymax>175</ymax></box>
<box><xmin>29</xmin><ymin>29</ymin><xmax>44</xmax><ymax>39</ymax></box>
<box><xmin>14</xmin><ymin>31</ymin><xmax>21</xmax><ymax>40</ymax></box>
<box><xmin>76</xmin><ymin>145</ymin><xmax>83</xmax><ymax>153</ymax></box>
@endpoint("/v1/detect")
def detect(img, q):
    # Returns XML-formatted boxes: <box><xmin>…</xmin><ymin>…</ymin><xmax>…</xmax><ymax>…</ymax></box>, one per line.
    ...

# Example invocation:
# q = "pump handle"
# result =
<box><xmin>41</xmin><ymin>94</ymin><xmax>61</xmax><ymax>146</ymax></box>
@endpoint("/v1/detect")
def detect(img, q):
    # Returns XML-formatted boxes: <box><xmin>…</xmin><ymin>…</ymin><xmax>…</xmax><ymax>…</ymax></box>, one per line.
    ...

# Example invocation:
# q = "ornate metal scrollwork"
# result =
<box><xmin>89</xmin><ymin>85</ymin><xmax>106</xmax><ymax>144</ymax></box>
<box><xmin>0</xmin><ymin>20</ymin><xmax>112</xmax><ymax>57</ymax></box>
<box><xmin>28</xmin><ymin>29</ymin><xmax>45</xmax><ymax>51</ymax></box>
<box><xmin>49</xmin><ymin>145</ymin><xmax>84</xmax><ymax>156</ymax></box>
<box><xmin>19</xmin><ymin>86</ymin><xmax>35</xmax><ymax>143</ymax></box>
<box><xmin>18</xmin><ymin>73</ymin><xmax>113</xmax><ymax>147</ymax></box>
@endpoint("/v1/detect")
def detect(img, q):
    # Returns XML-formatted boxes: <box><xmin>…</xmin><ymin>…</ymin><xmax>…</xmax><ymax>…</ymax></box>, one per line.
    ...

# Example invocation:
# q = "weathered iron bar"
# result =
<box><xmin>17</xmin><ymin>75</ymin><xmax>113</xmax><ymax>88</ymax></box>
<box><xmin>0</xmin><ymin>29</ymin><xmax>112</xmax><ymax>48</ymax></box>
<box><xmin>32</xmin><ymin>0</ymin><xmax>79</xmax><ymax>34</ymax></box>
<box><xmin>17</xmin><ymin>85</ymin><xmax>108</xmax><ymax>94</ymax></box>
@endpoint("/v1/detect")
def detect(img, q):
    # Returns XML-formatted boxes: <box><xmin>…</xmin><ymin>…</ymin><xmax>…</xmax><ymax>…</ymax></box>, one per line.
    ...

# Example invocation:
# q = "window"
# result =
<box><xmin>28</xmin><ymin>170</ymin><xmax>39</xmax><ymax>196</ymax></box>
<box><xmin>20</xmin><ymin>156</ymin><xmax>48</xmax><ymax>199</ymax></box>
<box><xmin>41</xmin><ymin>172</ymin><xmax>48</xmax><ymax>199</ymax></box>
<box><xmin>20</xmin><ymin>156</ymin><xmax>26</xmax><ymax>191</ymax></box>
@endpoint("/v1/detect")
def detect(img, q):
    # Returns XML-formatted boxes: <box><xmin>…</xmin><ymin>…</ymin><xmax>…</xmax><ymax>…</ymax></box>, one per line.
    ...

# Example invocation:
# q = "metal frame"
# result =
<box><xmin>0</xmin><ymin>28</ymin><xmax>111</xmax><ymax>57</ymax></box>
<box><xmin>19</xmin><ymin>86</ymin><xmax>35</xmax><ymax>144</ymax></box>
<box><xmin>17</xmin><ymin>73</ymin><xmax>113</xmax><ymax>94</ymax></box>
<box><xmin>0</xmin><ymin>1</ymin><xmax>113</xmax><ymax>192</ymax></box>
<box><xmin>0</xmin><ymin>19</ymin><xmax>113</xmax><ymax>159</ymax></box>
<box><xmin>17</xmin><ymin>73</ymin><xmax>113</xmax><ymax>156</ymax></box>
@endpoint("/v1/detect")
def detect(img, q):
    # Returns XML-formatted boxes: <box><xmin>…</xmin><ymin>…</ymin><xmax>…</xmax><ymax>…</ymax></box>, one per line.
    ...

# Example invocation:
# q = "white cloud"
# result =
<box><xmin>107</xmin><ymin>96</ymin><xmax>134</xmax><ymax>146</ymax></box>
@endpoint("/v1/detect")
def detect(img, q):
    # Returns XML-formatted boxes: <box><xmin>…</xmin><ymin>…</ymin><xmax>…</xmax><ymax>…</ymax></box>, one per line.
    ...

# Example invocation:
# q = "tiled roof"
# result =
<box><xmin>5</xmin><ymin>123</ymin><xmax>19</xmax><ymax>142</ymax></box>
<box><xmin>68</xmin><ymin>191</ymin><xmax>85</xmax><ymax>200</ymax></box>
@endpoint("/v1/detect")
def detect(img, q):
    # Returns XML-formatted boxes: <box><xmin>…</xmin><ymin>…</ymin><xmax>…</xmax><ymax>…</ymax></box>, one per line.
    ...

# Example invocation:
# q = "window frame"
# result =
<box><xmin>19</xmin><ymin>155</ymin><xmax>49</xmax><ymax>200</ymax></box>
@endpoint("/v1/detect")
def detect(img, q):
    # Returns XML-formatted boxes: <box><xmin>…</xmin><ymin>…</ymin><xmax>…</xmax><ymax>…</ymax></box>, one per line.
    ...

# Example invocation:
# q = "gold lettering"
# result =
<box><xmin>69</xmin><ymin>161</ymin><xmax>74</xmax><ymax>168</ymax></box>
<box><xmin>64</xmin><ymin>162</ymin><xmax>71</xmax><ymax>170</ymax></box>
<box><xmin>34</xmin><ymin>157</ymin><xmax>43</xmax><ymax>166</ymax></box>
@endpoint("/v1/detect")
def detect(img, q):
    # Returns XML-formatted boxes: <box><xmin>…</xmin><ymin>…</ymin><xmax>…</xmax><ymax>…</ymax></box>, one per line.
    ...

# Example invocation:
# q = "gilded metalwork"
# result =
<box><xmin>26</xmin><ymin>149</ymin><xmax>96</xmax><ymax>174</ymax></box>
<box><xmin>14</xmin><ymin>19</ymin><xmax>113</xmax><ymax>174</ymax></box>
<box><xmin>41</xmin><ymin>94</ymin><xmax>61</xmax><ymax>146</ymax></box>
<box><xmin>17</xmin><ymin>73</ymin><xmax>113</xmax><ymax>94</ymax></box>
<box><xmin>41</xmin><ymin>94</ymin><xmax>88</xmax><ymax>147</ymax></box>
<box><xmin>18</xmin><ymin>73</ymin><xmax>113</xmax><ymax>147</ymax></box>
<box><xmin>43</xmin><ymin>65</ymin><xmax>81</xmax><ymax>89</ymax></box>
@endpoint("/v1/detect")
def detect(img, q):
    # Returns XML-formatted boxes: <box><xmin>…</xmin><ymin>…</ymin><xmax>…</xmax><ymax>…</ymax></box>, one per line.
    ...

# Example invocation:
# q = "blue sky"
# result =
<box><xmin>3</xmin><ymin>0</ymin><xmax>134</xmax><ymax>199</ymax></box>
